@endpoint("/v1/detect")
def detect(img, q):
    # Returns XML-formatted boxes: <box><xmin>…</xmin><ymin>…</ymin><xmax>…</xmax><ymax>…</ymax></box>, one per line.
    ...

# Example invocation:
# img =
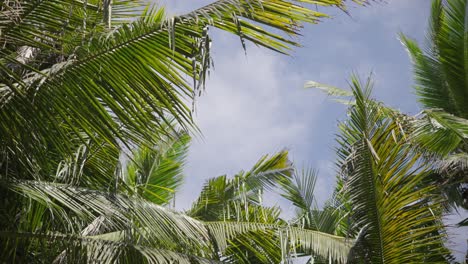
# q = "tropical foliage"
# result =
<box><xmin>400</xmin><ymin>0</ymin><xmax>468</xmax><ymax>225</ymax></box>
<box><xmin>3</xmin><ymin>0</ymin><xmax>466</xmax><ymax>263</ymax></box>
<box><xmin>305</xmin><ymin>76</ymin><xmax>454</xmax><ymax>263</ymax></box>
<box><xmin>303</xmin><ymin>0</ymin><xmax>468</xmax><ymax>261</ymax></box>
<box><xmin>187</xmin><ymin>152</ymin><xmax>352</xmax><ymax>264</ymax></box>
<box><xmin>0</xmin><ymin>0</ymin><xmax>373</xmax><ymax>263</ymax></box>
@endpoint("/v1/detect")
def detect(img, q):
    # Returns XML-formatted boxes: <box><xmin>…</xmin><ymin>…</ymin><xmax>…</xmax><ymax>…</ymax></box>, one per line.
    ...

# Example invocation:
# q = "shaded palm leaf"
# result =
<box><xmin>125</xmin><ymin>132</ymin><xmax>190</xmax><ymax>205</ymax></box>
<box><xmin>0</xmin><ymin>230</ymin><xmax>220</xmax><ymax>264</ymax></box>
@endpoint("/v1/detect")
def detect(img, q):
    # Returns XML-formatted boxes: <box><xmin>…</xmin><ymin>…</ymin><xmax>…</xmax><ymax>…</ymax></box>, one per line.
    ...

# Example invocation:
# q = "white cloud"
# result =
<box><xmin>176</xmin><ymin>42</ymin><xmax>325</xmax><ymax>208</ymax></box>
<box><xmin>162</xmin><ymin>0</ymin><xmax>466</xmax><ymax>261</ymax></box>
<box><xmin>158</xmin><ymin>0</ymin><xmax>213</xmax><ymax>15</ymax></box>
<box><xmin>444</xmin><ymin>211</ymin><xmax>468</xmax><ymax>260</ymax></box>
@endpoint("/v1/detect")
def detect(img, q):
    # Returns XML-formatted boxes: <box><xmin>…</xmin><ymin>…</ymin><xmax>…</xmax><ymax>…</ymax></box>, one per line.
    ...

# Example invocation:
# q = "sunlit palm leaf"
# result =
<box><xmin>90</xmin><ymin>220</ymin><xmax>353</xmax><ymax>263</ymax></box>
<box><xmin>7</xmin><ymin>180</ymin><xmax>211</xmax><ymax>249</ymax></box>
<box><xmin>1</xmin><ymin>0</ymin><xmax>372</xmax><ymax>180</ymax></box>
<box><xmin>206</xmin><ymin>221</ymin><xmax>353</xmax><ymax>263</ymax></box>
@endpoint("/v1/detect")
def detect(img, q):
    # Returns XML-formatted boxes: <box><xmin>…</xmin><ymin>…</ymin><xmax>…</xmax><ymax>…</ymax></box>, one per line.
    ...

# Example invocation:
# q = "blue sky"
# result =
<box><xmin>162</xmin><ymin>0</ymin><xmax>467</xmax><ymax>260</ymax></box>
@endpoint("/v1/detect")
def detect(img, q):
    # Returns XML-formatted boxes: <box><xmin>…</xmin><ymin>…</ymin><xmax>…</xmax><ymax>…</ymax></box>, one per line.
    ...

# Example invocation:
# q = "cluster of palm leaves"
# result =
<box><xmin>400</xmin><ymin>0</ymin><xmax>468</xmax><ymax>216</ymax></box>
<box><xmin>305</xmin><ymin>0</ymin><xmax>468</xmax><ymax>261</ymax></box>
<box><xmin>1</xmin><ymin>0</ymin><xmax>467</xmax><ymax>263</ymax></box>
<box><xmin>0</xmin><ymin>0</ymin><xmax>376</xmax><ymax>263</ymax></box>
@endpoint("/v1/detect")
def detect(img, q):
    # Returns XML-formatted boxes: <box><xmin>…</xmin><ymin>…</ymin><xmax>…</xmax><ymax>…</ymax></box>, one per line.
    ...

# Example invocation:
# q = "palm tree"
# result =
<box><xmin>186</xmin><ymin>152</ymin><xmax>353</xmax><ymax>263</ymax></box>
<box><xmin>305</xmin><ymin>76</ymin><xmax>452</xmax><ymax>263</ymax></box>
<box><xmin>400</xmin><ymin>0</ymin><xmax>468</xmax><ymax>225</ymax></box>
<box><xmin>0</xmin><ymin>0</ymin><xmax>345</xmax><ymax>180</ymax></box>
<box><xmin>2</xmin><ymin>132</ymin><xmax>355</xmax><ymax>262</ymax></box>
<box><xmin>0</xmin><ymin>0</ymin><xmax>373</xmax><ymax>262</ymax></box>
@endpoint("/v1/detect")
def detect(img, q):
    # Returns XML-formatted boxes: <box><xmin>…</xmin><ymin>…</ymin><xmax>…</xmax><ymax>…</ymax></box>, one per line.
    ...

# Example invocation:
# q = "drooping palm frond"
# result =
<box><xmin>0</xmin><ymin>0</ymin><xmax>373</xmax><ymax>180</ymax></box>
<box><xmin>1</xmin><ymin>178</ymin><xmax>229</xmax><ymax>261</ymax></box>
<box><xmin>82</xmin><ymin>219</ymin><xmax>353</xmax><ymax>263</ymax></box>
<box><xmin>6</xmin><ymin>153</ymin><xmax>347</xmax><ymax>263</ymax></box>
<box><xmin>7</xmin><ymin>180</ymin><xmax>210</xmax><ymax>244</ymax></box>
<box><xmin>0</xmin><ymin>230</ymin><xmax>222</xmax><ymax>264</ymax></box>
<box><xmin>336</xmin><ymin>75</ymin><xmax>450</xmax><ymax>263</ymax></box>
<box><xmin>205</xmin><ymin>221</ymin><xmax>353</xmax><ymax>263</ymax></box>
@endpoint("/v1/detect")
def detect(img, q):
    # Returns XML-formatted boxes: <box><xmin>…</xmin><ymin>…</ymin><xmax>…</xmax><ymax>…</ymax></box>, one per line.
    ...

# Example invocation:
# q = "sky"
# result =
<box><xmin>160</xmin><ymin>0</ymin><xmax>467</xmax><ymax>260</ymax></box>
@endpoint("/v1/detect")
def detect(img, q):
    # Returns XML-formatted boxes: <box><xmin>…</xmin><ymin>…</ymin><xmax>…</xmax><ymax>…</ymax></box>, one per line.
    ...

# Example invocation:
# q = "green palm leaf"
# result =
<box><xmin>0</xmin><ymin>230</ymin><xmax>220</xmax><ymax>264</ymax></box>
<box><xmin>401</xmin><ymin>0</ymin><xmax>468</xmax><ymax>116</ymax></box>
<box><xmin>336</xmin><ymin>75</ymin><xmax>450</xmax><ymax>263</ymax></box>
<box><xmin>205</xmin><ymin>221</ymin><xmax>353</xmax><ymax>263</ymax></box>
<box><xmin>87</xmin><ymin>220</ymin><xmax>353</xmax><ymax>263</ymax></box>
<box><xmin>400</xmin><ymin>0</ymin><xmax>468</xmax><ymax>213</ymax></box>
<box><xmin>125</xmin><ymin>132</ymin><xmax>190</xmax><ymax>205</ymax></box>
<box><xmin>187</xmin><ymin>150</ymin><xmax>292</xmax><ymax>221</ymax></box>
<box><xmin>1</xmin><ymin>0</ymin><xmax>373</xmax><ymax>180</ymax></box>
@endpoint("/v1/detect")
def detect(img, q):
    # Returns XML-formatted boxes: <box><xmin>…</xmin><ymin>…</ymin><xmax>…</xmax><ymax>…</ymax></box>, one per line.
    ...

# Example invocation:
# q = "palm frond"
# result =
<box><xmin>83</xmin><ymin>219</ymin><xmax>352</xmax><ymax>263</ymax></box>
<box><xmin>280</xmin><ymin>167</ymin><xmax>317</xmax><ymax>215</ymax></box>
<box><xmin>6</xmin><ymin>180</ymin><xmax>211</xmax><ymax>250</ymax></box>
<box><xmin>305</xmin><ymin>80</ymin><xmax>353</xmax><ymax>97</ymax></box>
<box><xmin>280</xmin><ymin>167</ymin><xmax>340</xmax><ymax>234</ymax></box>
<box><xmin>400</xmin><ymin>0</ymin><xmax>468</xmax><ymax>117</ymax></box>
<box><xmin>125</xmin><ymin>132</ymin><xmax>190</xmax><ymax>205</ymax></box>
<box><xmin>205</xmin><ymin>221</ymin><xmax>353</xmax><ymax>263</ymax></box>
<box><xmin>187</xmin><ymin>150</ymin><xmax>292</xmax><ymax>221</ymax></box>
<box><xmin>0</xmin><ymin>230</ymin><xmax>220</xmax><ymax>264</ymax></box>
<box><xmin>1</xmin><ymin>0</ymin><xmax>373</xmax><ymax>179</ymax></box>
<box><xmin>336</xmin><ymin>75</ymin><xmax>450</xmax><ymax>263</ymax></box>
<box><xmin>409</xmin><ymin>109</ymin><xmax>468</xmax><ymax>156</ymax></box>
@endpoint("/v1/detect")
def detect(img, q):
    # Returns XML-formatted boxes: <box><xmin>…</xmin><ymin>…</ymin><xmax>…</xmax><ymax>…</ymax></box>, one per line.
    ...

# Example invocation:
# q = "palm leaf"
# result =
<box><xmin>91</xmin><ymin>220</ymin><xmax>353</xmax><ymax>263</ymax></box>
<box><xmin>336</xmin><ymin>75</ymin><xmax>450</xmax><ymax>263</ymax></box>
<box><xmin>1</xmin><ymin>0</ymin><xmax>373</xmax><ymax>180</ymax></box>
<box><xmin>400</xmin><ymin>0</ymin><xmax>468</xmax><ymax>117</ymax></box>
<box><xmin>0</xmin><ymin>230</ymin><xmax>220</xmax><ymax>264</ymax></box>
<box><xmin>187</xmin><ymin>150</ymin><xmax>292</xmax><ymax>221</ymax></box>
<box><xmin>125</xmin><ymin>132</ymin><xmax>190</xmax><ymax>205</ymax></box>
<box><xmin>280</xmin><ymin>167</ymin><xmax>318</xmax><ymax>217</ymax></box>
<box><xmin>6</xmin><ymin>180</ymin><xmax>211</xmax><ymax>249</ymax></box>
<box><xmin>206</xmin><ymin>221</ymin><xmax>353</xmax><ymax>263</ymax></box>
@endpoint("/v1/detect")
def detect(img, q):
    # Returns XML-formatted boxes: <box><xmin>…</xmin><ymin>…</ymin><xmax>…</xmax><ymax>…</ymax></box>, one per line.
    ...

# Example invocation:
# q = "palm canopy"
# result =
<box><xmin>0</xmin><ymin>0</ymin><xmax>372</xmax><ymax>181</ymax></box>
<box><xmin>306</xmin><ymin>76</ymin><xmax>452</xmax><ymax>263</ymax></box>
<box><xmin>400</xmin><ymin>0</ymin><xmax>468</xmax><ymax>222</ymax></box>
<box><xmin>1</xmin><ymin>1</ymin><xmax>379</xmax><ymax>262</ymax></box>
<box><xmin>401</xmin><ymin>0</ymin><xmax>467</xmax><ymax>117</ymax></box>
<box><xmin>400</xmin><ymin>0</ymin><xmax>468</xmax><ymax>158</ymax></box>
<box><xmin>1</xmin><ymin>147</ymin><xmax>354</xmax><ymax>263</ymax></box>
<box><xmin>187</xmin><ymin>151</ymin><xmax>353</xmax><ymax>264</ymax></box>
